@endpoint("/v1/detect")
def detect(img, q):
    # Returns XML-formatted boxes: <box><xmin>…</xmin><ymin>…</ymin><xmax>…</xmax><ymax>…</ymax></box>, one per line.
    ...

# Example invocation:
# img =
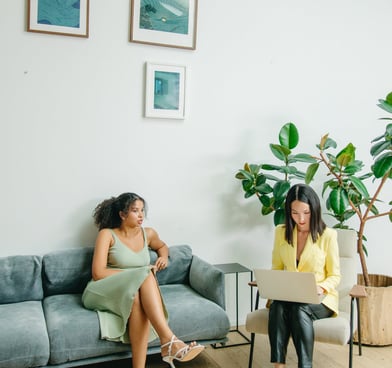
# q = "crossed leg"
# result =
<box><xmin>128</xmin><ymin>272</ymin><xmax>200</xmax><ymax>368</ymax></box>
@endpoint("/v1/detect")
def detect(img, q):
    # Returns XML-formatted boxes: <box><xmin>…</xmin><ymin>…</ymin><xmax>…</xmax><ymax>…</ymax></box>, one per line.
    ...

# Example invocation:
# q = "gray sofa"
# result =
<box><xmin>0</xmin><ymin>245</ymin><xmax>230</xmax><ymax>368</ymax></box>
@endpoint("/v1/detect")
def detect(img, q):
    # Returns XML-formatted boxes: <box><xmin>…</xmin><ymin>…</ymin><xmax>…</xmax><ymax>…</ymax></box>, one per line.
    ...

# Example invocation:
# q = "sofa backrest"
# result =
<box><xmin>0</xmin><ymin>255</ymin><xmax>43</xmax><ymax>303</ymax></box>
<box><xmin>42</xmin><ymin>244</ymin><xmax>193</xmax><ymax>296</ymax></box>
<box><xmin>153</xmin><ymin>245</ymin><xmax>192</xmax><ymax>285</ymax></box>
<box><xmin>43</xmin><ymin>247</ymin><xmax>94</xmax><ymax>296</ymax></box>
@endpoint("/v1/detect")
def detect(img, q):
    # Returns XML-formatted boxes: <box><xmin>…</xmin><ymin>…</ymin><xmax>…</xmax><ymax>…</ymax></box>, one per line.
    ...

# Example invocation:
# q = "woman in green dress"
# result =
<box><xmin>82</xmin><ymin>192</ymin><xmax>204</xmax><ymax>368</ymax></box>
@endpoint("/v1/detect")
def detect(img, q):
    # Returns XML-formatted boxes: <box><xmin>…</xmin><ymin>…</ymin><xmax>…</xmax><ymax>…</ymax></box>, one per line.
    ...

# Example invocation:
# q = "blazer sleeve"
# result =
<box><xmin>318</xmin><ymin>228</ymin><xmax>341</xmax><ymax>292</ymax></box>
<box><xmin>271</xmin><ymin>225</ymin><xmax>285</xmax><ymax>270</ymax></box>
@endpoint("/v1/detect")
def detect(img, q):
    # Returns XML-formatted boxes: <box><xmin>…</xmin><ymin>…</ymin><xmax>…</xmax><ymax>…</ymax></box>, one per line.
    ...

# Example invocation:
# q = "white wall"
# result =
<box><xmin>1</xmin><ymin>1</ymin><xmax>391</xmax><ymax>324</ymax></box>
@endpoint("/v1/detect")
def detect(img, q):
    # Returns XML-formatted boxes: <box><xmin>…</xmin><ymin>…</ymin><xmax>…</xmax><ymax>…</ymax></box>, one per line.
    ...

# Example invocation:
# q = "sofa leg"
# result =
<box><xmin>248</xmin><ymin>332</ymin><xmax>255</xmax><ymax>368</ymax></box>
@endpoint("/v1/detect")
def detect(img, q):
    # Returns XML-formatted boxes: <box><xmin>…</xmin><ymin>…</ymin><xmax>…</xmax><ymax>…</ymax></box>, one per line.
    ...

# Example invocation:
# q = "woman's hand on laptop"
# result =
<box><xmin>317</xmin><ymin>286</ymin><xmax>326</xmax><ymax>295</ymax></box>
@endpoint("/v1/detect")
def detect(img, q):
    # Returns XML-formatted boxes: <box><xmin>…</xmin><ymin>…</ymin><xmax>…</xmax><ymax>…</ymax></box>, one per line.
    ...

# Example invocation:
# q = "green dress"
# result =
<box><xmin>82</xmin><ymin>228</ymin><xmax>167</xmax><ymax>343</ymax></box>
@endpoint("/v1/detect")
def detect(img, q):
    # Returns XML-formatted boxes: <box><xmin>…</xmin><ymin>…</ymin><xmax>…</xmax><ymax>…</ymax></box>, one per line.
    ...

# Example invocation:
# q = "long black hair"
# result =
<box><xmin>93</xmin><ymin>192</ymin><xmax>147</xmax><ymax>230</ymax></box>
<box><xmin>284</xmin><ymin>184</ymin><xmax>326</xmax><ymax>244</ymax></box>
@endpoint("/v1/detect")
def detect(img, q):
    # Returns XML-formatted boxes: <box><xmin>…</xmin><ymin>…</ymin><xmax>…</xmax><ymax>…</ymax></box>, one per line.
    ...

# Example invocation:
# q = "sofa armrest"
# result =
<box><xmin>188</xmin><ymin>255</ymin><xmax>225</xmax><ymax>309</ymax></box>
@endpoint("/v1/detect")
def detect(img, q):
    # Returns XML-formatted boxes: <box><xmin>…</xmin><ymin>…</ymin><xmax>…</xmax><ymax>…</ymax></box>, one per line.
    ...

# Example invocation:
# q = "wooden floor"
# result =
<box><xmin>84</xmin><ymin>326</ymin><xmax>392</xmax><ymax>368</ymax></box>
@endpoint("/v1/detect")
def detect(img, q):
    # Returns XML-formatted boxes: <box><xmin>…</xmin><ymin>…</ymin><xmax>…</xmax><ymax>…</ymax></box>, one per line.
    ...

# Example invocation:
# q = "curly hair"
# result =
<box><xmin>93</xmin><ymin>192</ymin><xmax>147</xmax><ymax>230</ymax></box>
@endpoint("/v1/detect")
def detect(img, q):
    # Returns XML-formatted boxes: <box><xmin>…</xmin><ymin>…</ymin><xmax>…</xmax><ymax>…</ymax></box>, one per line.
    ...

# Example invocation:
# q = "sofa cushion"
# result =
<box><xmin>42</xmin><ymin>247</ymin><xmax>94</xmax><ymax>296</ymax></box>
<box><xmin>0</xmin><ymin>301</ymin><xmax>49</xmax><ymax>368</ymax></box>
<box><xmin>161</xmin><ymin>284</ymin><xmax>230</xmax><ymax>341</ymax></box>
<box><xmin>43</xmin><ymin>294</ymin><xmax>129</xmax><ymax>365</ymax></box>
<box><xmin>0</xmin><ymin>255</ymin><xmax>43</xmax><ymax>303</ymax></box>
<box><xmin>43</xmin><ymin>285</ymin><xmax>230</xmax><ymax>364</ymax></box>
<box><xmin>153</xmin><ymin>245</ymin><xmax>192</xmax><ymax>285</ymax></box>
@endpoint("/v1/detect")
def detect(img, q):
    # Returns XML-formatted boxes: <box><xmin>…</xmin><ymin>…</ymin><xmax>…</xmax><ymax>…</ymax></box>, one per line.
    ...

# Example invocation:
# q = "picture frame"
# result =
<box><xmin>130</xmin><ymin>0</ymin><xmax>198</xmax><ymax>50</ymax></box>
<box><xmin>27</xmin><ymin>0</ymin><xmax>89</xmax><ymax>38</ymax></box>
<box><xmin>145</xmin><ymin>62</ymin><xmax>187</xmax><ymax>119</ymax></box>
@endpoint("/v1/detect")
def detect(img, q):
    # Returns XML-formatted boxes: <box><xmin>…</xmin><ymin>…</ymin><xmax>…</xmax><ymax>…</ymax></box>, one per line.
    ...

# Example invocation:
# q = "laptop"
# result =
<box><xmin>254</xmin><ymin>269</ymin><xmax>324</xmax><ymax>304</ymax></box>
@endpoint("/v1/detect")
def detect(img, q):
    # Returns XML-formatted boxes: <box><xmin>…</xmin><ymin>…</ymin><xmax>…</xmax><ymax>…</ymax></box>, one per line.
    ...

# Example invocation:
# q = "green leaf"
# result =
<box><xmin>324</xmin><ymin>137</ymin><xmax>338</xmax><ymax>150</ymax></box>
<box><xmin>255</xmin><ymin>183</ymin><xmax>273</xmax><ymax>194</ymax></box>
<box><xmin>343</xmin><ymin>160</ymin><xmax>363</xmax><ymax>175</ymax></box>
<box><xmin>289</xmin><ymin>153</ymin><xmax>317</xmax><ymax>164</ymax></box>
<box><xmin>378</xmin><ymin>99</ymin><xmax>392</xmax><ymax>114</ymax></box>
<box><xmin>255</xmin><ymin>174</ymin><xmax>267</xmax><ymax>186</ymax></box>
<box><xmin>336</xmin><ymin>143</ymin><xmax>356</xmax><ymax>167</ymax></box>
<box><xmin>279</xmin><ymin>122</ymin><xmax>299</xmax><ymax>149</ymax></box>
<box><xmin>329</xmin><ymin>188</ymin><xmax>349</xmax><ymax>215</ymax></box>
<box><xmin>242</xmin><ymin>179</ymin><xmax>254</xmax><ymax>192</ymax></box>
<box><xmin>261</xmin><ymin>205</ymin><xmax>273</xmax><ymax>215</ymax></box>
<box><xmin>270</xmin><ymin>144</ymin><xmax>291</xmax><ymax>161</ymax></box>
<box><xmin>259</xmin><ymin>195</ymin><xmax>271</xmax><ymax>207</ymax></box>
<box><xmin>349</xmin><ymin>176</ymin><xmax>370</xmax><ymax>199</ymax></box>
<box><xmin>365</xmin><ymin>200</ymin><xmax>379</xmax><ymax>216</ymax></box>
<box><xmin>263</xmin><ymin>173</ymin><xmax>281</xmax><ymax>181</ymax></box>
<box><xmin>244</xmin><ymin>187</ymin><xmax>256</xmax><ymax>198</ymax></box>
<box><xmin>387</xmin><ymin>123</ymin><xmax>392</xmax><ymax>135</ymax></box>
<box><xmin>236</xmin><ymin>169</ymin><xmax>253</xmax><ymax>181</ymax></box>
<box><xmin>291</xmin><ymin>170</ymin><xmax>306</xmax><ymax>180</ymax></box>
<box><xmin>372</xmin><ymin>152</ymin><xmax>392</xmax><ymax>178</ymax></box>
<box><xmin>358</xmin><ymin>172</ymin><xmax>373</xmax><ymax>180</ymax></box>
<box><xmin>235</xmin><ymin>172</ymin><xmax>246</xmax><ymax>180</ymax></box>
<box><xmin>370</xmin><ymin>140</ymin><xmax>391</xmax><ymax>157</ymax></box>
<box><xmin>371</xmin><ymin>133</ymin><xmax>385</xmax><ymax>143</ymax></box>
<box><xmin>343</xmin><ymin>165</ymin><xmax>360</xmax><ymax>175</ymax></box>
<box><xmin>305</xmin><ymin>163</ymin><xmax>319</xmax><ymax>184</ymax></box>
<box><xmin>273</xmin><ymin>181</ymin><xmax>291</xmax><ymax>200</ymax></box>
<box><xmin>387</xmin><ymin>91</ymin><xmax>392</xmax><ymax>105</ymax></box>
<box><xmin>318</xmin><ymin>136</ymin><xmax>337</xmax><ymax>150</ymax></box>
<box><xmin>248</xmin><ymin>164</ymin><xmax>261</xmax><ymax>175</ymax></box>
<box><xmin>273</xmin><ymin>209</ymin><xmax>286</xmax><ymax>226</ymax></box>
<box><xmin>262</xmin><ymin>164</ymin><xmax>285</xmax><ymax>171</ymax></box>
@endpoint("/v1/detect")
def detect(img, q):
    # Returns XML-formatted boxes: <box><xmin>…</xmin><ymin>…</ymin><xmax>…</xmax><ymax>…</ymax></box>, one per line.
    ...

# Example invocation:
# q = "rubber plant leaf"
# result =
<box><xmin>372</xmin><ymin>152</ymin><xmax>392</xmax><ymax>178</ymax></box>
<box><xmin>329</xmin><ymin>188</ymin><xmax>349</xmax><ymax>215</ymax></box>
<box><xmin>336</xmin><ymin>143</ymin><xmax>355</xmax><ymax>168</ymax></box>
<box><xmin>270</xmin><ymin>144</ymin><xmax>291</xmax><ymax>161</ymax></box>
<box><xmin>278</xmin><ymin>122</ymin><xmax>299</xmax><ymax>149</ymax></box>
<box><xmin>305</xmin><ymin>162</ymin><xmax>319</xmax><ymax>184</ymax></box>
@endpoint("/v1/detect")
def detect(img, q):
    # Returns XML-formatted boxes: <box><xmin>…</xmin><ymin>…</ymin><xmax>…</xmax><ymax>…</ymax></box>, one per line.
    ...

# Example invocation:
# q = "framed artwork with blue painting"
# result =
<box><xmin>27</xmin><ymin>0</ymin><xmax>89</xmax><ymax>38</ymax></box>
<box><xmin>131</xmin><ymin>0</ymin><xmax>198</xmax><ymax>50</ymax></box>
<box><xmin>145</xmin><ymin>62</ymin><xmax>187</xmax><ymax>119</ymax></box>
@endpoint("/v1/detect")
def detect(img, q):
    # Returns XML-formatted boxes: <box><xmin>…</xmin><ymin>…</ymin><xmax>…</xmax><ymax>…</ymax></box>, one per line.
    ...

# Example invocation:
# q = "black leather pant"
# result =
<box><xmin>268</xmin><ymin>301</ymin><xmax>333</xmax><ymax>368</ymax></box>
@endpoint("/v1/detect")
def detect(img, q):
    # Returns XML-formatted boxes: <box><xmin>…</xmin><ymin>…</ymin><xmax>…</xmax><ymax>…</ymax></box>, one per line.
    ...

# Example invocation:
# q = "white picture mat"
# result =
<box><xmin>28</xmin><ymin>0</ymin><xmax>89</xmax><ymax>37</ymax></box>
<box><xmin>131</xmin><ymin>0</ymin><xmax>197</xmax><ymax>49</ymax></box>
<box><xmin>145</xmin><ymin>62</ymin><xmax>187</xmax><ymax>119</ymax></box>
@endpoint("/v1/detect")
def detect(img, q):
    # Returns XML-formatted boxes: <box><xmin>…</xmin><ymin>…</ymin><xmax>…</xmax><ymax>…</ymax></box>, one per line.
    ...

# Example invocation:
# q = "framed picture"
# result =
<box><xmin>130</xmin><ymin>0</ymin><xmax>198</xmax><ymax>50</ymax></box>
<box><xmin>27</xmin><ymin>0</ymin><xmax>89</xmax><ymax>38</ymax></box>
<box><xmin>145</xmin><ymin>63</ymin><xmax>187</xmax><ymax>119</ymax></box>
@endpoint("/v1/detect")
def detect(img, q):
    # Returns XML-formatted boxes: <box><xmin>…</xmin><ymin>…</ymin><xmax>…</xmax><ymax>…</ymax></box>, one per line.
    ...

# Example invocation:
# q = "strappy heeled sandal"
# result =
<box><xmin>161</xmin><ymin>335</ymin><xmax>204</xmax><ymax>368</ymax></box>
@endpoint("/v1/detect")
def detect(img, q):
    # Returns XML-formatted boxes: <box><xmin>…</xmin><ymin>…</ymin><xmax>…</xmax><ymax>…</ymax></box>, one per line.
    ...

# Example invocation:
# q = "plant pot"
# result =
<box><xmin>354</xmin><ymin>274</ymin><xmax>392</xmax><ymax>346</ymax></box>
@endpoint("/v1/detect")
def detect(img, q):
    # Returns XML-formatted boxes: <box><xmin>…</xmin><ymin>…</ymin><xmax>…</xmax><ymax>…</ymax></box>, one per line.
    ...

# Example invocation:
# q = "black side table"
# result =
<box><xmin>212</xmin><ymin>262</ymin><xmax>253</xmax><ymax>348</ymax></box>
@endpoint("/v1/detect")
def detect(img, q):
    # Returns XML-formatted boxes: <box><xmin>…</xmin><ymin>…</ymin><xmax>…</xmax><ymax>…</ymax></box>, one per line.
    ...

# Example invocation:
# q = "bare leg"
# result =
<box><xmin>137</xmin><ymin>272</ymin><xmax>200</xmax><ymax>355</ymax></box>
<box><xmin>128</xmin><ymin>291</ymin><xmax>149</xmax><ymax>368</ymax></box>
<box><xmin>138</xmin><ymin>272</ymin><xmax>173</xmax><ymax>342</ymax></box>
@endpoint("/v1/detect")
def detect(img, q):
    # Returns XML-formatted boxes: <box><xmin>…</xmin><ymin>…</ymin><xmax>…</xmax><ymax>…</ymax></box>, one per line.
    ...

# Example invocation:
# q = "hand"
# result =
<box><xmin>317</xmin><ymin>286</ymin><xmax>325</xmax><ymax>295</ymax></box>
<box><xmin>155</xmin><ymin>256</ymin><xmax>168</xmax><ymax>272</ymax></box>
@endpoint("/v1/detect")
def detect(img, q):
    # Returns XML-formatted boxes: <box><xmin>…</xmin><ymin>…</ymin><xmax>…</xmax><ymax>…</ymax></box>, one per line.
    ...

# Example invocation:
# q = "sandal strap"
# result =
<box><xmin>161</xmin><ymin>335</ymin><xmax>190</xmax><ymax>359</ymax></box>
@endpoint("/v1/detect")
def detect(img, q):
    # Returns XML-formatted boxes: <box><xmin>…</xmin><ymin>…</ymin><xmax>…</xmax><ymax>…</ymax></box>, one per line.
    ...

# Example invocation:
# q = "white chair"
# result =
<box><xmin>245</xmin><ymin>229</ymin><xmax>366</xmax><ymax>368</ymax></box>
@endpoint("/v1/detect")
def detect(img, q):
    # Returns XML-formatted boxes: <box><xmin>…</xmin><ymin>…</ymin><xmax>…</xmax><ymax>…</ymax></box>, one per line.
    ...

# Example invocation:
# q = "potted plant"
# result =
<box><xmin>304</xmin><ymin>91</ymin><xmax>392</xmax><ymax>345</ymax></box>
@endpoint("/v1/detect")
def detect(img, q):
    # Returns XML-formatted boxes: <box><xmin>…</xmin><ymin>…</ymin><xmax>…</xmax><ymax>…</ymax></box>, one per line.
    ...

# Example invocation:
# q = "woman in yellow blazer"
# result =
<box><xmin>268</xmin><ymin>184</ymin><xmax>341</xmax><ymax>368</ymax></box>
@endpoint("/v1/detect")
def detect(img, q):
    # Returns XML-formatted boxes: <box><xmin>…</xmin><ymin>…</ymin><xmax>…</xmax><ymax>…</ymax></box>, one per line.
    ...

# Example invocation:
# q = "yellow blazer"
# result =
<box><xmin>271</xmin><ymin>224</ymin><xmax>341</xmax><ymax>315</ymax></box>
